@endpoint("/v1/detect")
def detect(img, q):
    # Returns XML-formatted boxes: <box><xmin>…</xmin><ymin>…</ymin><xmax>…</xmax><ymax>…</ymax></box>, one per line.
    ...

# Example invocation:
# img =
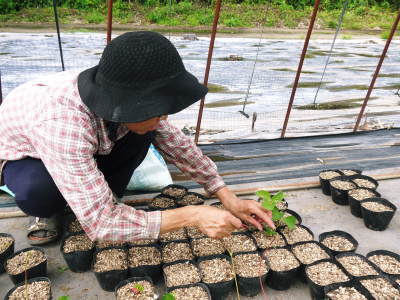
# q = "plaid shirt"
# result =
<box><xmin>0</xmin><ymin>71</ymin><xmax>225</xmax><ymax>241</ymax></box>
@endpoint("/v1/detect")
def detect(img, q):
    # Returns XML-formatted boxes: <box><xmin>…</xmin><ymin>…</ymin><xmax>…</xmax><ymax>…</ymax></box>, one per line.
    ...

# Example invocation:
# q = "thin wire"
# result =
<box><xmin>52</xmin><ymin>0</ymin><xmax>65</xmax><ymax>71</ymax></box>
<box><xmin>312</xmin><ymin>0</ymin><xmax>350</xmax><ymax>105</ymax></box>
<box><xmin>241</xmin><ymin>24</ymin><xmax>263</xmax><ymax>115</ymax></box>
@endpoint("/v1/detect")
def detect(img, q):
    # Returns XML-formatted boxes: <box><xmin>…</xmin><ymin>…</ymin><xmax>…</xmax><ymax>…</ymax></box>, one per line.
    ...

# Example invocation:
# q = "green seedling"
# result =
<box><xmin>57</xmin><ymin>266</ymin><xmax>69</xmax><ymax>273</ymax></box>
<box><xmin>228</xmin><ymin>251</ymin><xmax>240</xmax><ymax>300</ymax></box>
<box><xmin>131</xmin><ymin>283</ymin><xmax>144</xmax><ymax>294</ymax></box>
<box><xmin>256</xmin><ymin>190</ymin><xmax>297</xmax><ymax>236</ymax></box>
<box><xmin>162</xmin><ymin>293</ymin><xmax>175</xmax><ymax>300</ymax></box>
<box><xmin>57</xmin><ymin>297</ymin><xmax>71</xmax><ymax>300</ymax></box>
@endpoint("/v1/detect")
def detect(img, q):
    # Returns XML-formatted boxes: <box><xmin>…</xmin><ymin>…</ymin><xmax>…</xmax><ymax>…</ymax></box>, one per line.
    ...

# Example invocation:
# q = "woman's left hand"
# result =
<box><xmin>215</xmin><ymin>187</ymin><xmax>275</xmax><ymax>231</ymax></box>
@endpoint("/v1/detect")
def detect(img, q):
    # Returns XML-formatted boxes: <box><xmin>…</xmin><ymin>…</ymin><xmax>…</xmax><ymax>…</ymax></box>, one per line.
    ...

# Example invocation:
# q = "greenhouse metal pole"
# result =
<box><xmin>280</xmin><ymin>0</ymin><xmax>321</xmax><ymax>138</ymax></box>
<box><xmin>107</xmin><ymin>0</ymin><xmax>113</xmax><ymax>44</ymax></box>
<box><xmin>0</xmin><ymin>70</ymin><xmax>3</xmax><ymax>106</ymax></box>
<box><xmin>354</xmin><ymin>8</ymin><xmax>400</xmax><ymax>132</ymax></box>
<box><xmin>194</xmin><ymin>0</ymin><xmax>222</xmax><ymax>144</ymax></box>
<box><xmin>52</xmin><ymin>0</ymin><xmax>65</xmax><ymax>71</ymax></box>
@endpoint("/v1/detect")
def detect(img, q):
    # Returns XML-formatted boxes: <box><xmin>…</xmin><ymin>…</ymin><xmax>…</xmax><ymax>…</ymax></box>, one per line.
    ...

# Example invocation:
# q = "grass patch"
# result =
<box><xmin>207</xmin><ymin>83</ymin><xmax>230</xmax><ymax>93</ymax></box>
<box><xmin>342</xmin><ymin>35</ymin><xmax>353</xmax><ymax>40</ymax></box>
<box><xmin>205</xmin><ymin>98</ymin><xmax>255</xmax><ymax>108</ymax></box>
<box><xmin>296</xmin><ymin>102</ymin><xmax>361</xmax><ymax>110</ymax></box>
<box><xmin>272</xmin><ymin>68</ymin><xmax>316</xmax><ymax>74</ymax></box>
<box><xmin>327</xmin><ymin>84</ymin><xmax>369</xmax><ymax>92</ymax></box>
<box><xmin>287</xmin><ymin>81</ymin><xmax>333</xmax><ymax>88</ymax></box>
<box><xmin>377</xmin><ymin>73</ymin><xmax>400</xmax><ymax>78</ymax></box>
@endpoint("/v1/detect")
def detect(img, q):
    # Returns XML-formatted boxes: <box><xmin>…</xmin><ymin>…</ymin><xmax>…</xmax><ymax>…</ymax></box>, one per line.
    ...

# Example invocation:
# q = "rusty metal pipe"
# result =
<box><xmin>280</xmin><ymin>0</ymin><xmax>321</xmax><ymax>138</ymax></box>
<box><xmin>107</xmin><ymin>0</ymin><xmax>113</xmax><ymax>44</ymax></box>
<box><xmin>194</xmin><ymin>0</ymin><xmax>222</xmax><ymax>144</ymax></box>
<box><xmin>354</xmin><ymin>9</ymin><xmax>400</xmax><ymax>132</ymax></box>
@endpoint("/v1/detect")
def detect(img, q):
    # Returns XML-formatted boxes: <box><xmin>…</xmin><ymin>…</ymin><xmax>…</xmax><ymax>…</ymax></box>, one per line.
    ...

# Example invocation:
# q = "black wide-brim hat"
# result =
<box><xmin>78</xmin><ymin>31</ymin><xmax>207</xmax><ymax>123</ymax></box>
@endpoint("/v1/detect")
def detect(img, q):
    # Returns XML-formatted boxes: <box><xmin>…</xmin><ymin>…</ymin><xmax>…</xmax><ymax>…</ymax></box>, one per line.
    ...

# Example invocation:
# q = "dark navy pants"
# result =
<box><xmin>2</xmin><ymin>131</ymin><xmax>152</xmax><ymax>218</ymax></box>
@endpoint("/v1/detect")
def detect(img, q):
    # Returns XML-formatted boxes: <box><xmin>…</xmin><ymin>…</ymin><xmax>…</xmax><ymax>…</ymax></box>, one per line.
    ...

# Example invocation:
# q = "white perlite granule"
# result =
<box><xmin>8</xmin><ymin>281</ymin><xmax>51</xmax><ymax>300</ymax></box>
<box><xmin>292</xmin><ymin>243</ymin><xmax>330</xmax><ymax>265</ymax></box>
<box><xmin>199</xmin><ymin>258</ymin><xmax>234</xmax><ymax>283</ymax></box>
<box><xmin>341</xmin><ymin>170</ymin><xmax>358</xmax><ymax>176</ymax></box>
<box><xmin>264</xmin><ymin>248</ymin><xmax>300</xmax><ymax>271</ymax></box>
<box><xmin>348</xmin><ymin>189</ymin><xmax>376</xmax><ymax>201</ymax></box>
<box><xmin>159</xmin><ymin>229</ymin><xmax>187</xmax><ymax>242</ymax></box>
<box><xmin>336</xmin><ymin>255</ymin><xmax>379</xmax><ymax>277</ymax></box>
<box><xmin>320</xmin><ymin>171</ymin><xmax>341</xmax><ymax>180</ymax></box>
<box><xmin>63</xmin><ymin>234</ymin><xmax>94</xmax><ymax>253</ymax></box>
<box><xmin>361</xmin><ymin>201</ymin><xmax>394</xmax><ymax>212</ymax></box>
<box><xmin>306</xmin><ymin>262</ymin><xmax>349</xmax><ymax>286</ymax></box>
<box><xmin>368</xmin><ymin>255</ymin><xmax>400</xmax><ymax>274</ymax></box>
<box><xmin>360</xmin><ymin>278</ymin><xmax>400</xmax><ymax>299</ymax></box>
<box><xmin>326</xmin><ymin>286</ymin><xmax>367</xmax><ymax>300</ymax></box>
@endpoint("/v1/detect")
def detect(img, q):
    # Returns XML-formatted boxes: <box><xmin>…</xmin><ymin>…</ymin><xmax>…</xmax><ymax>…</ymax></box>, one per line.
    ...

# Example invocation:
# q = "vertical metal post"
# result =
<box><xmin>194</xmin><ymin>0</ymin><xmax>222</xmax><ymax>144</ymax></box>
<box><xmin>280</xmin><ymin>0</ymin><xmax>321</xmax><ymax>138</ymax></box>
<box><xmin>354</xmin><ymin>9</ymin><xmax>400</xmax><ymax>132</ymax></box>
<box><xmin>107</xmin><ymin>0</ymin><xmax>113</xmax><ymax>44</ymax></box>
<box><xmin>53</xmin><ymin>0</ymin><xmax>65</xmax><ymax>71</ymax></box>
<box><xmin>0</xmin><ymin>70</ymin><xmax>3</xmax><ymax>106</ymax></box>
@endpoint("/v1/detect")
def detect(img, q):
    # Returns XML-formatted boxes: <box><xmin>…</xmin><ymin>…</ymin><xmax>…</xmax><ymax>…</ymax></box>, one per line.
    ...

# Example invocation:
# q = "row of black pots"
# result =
<box><xmin>319</xmin><ymin>169</ymin><xmax>362</xmax><ymax>196</ymax></box>
<box><xmin>0</xmin><ymin>233</ymin><xmax>15</xmax><ymax>274</ymax></box>
<box><xmin>4</xmin><ymin>277</ymin><xmax>51</xmax><ymax>300</ymax></box>
<box><xmin>3</xmin><ymin>246</ymin><xmax>47</xmax><ymax>285</ymax></box>
<box><xmin>148</xmin><ymin>191</ymin><xmax>207</xmax><ymax>211</ymax></box>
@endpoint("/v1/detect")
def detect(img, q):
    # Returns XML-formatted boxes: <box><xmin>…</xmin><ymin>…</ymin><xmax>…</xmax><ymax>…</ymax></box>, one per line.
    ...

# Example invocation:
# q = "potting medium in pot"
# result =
<box><xmin>186</xmin><ymin>226</ymin><xmax>206</xmax><ymax>239</ymax></box>
<box><xmin>159</xmin><ymin>228</ymin><xmax>188</xmax><ymax>243</ymax></box>
<box><xmin>278</xmin><ymin>224</ymin><xmax>314</xmax><ymax>245</ymax></box>
<box><xmin>5</xmin><ymin>247</ymin><xmax>47</xmax><ymax>285</ymax></box>
<box><xmin>360</xmin><ymin>197</ymin><xmax>397</xmax><ymax>231</ymax></box>
<box><xmin>359</xmin><ymin>275</ymin><xmax>400</xmax><ymax>299</ymax></box>
<box><xmin>291</xmin><ymin>241</ymin><xmax>332</xmax><ymax>283</ymax></box>
<box><xmin>335</xmin><ymin>252</ymin><xmax>381</xmax><ymax>277</ymax></box>
<box><xmin>61</xmin><ymin>233</ymin><xmax>94</xmax><ymax>272</ymax></box>
<box><xmin>319</xmin><ymin>230</ymin><xmax>358</xmax><ymax>257</ymax></box>
<box><xmin>161</xmin><ymin>184</ymin><xmax>188</xmax><ymax>199</ymax></box>
<box><xmin>348</xmin><ymin>188</ymin><xmax>381</xmax><ymax>218</ymax></box>
<box><xmin>191</xmin><ymin>237</ymin><xmax>225</xmax><ymax>257</ymax></box>
<box><xmin>115</xmin><ymin>276</ymin><xmax>157</xmax><ymax>300</ymax></box>
<box><xmin>232</xmin><ymin>251</ymin><xmax>269</xmax><ymax>297</ymax></box>
<box><xmin>367</xmin><ymin>250</ymin><xmax>400</xmax><ymax>278</ymax></box>
<box><xmin>251</xmin><ymin>231</ymin><xmax>287</xmax><ymax>250</ymax></box>
<box><xmin>163</xmin><ymin>260</ymin><xmax>201</xmax><ymax>288</ymax></box>
<box><xmin>162</xmin><ymin>241</ymin><xmax>194</xmax><ymax>263</ymax></box>
<box><xmin>176</xmin><ymin>191</ymin><xmax>206</xmax><ymax>206</ymax></box>
<box><xmin>329</xmin><ymin>176</ymin><xmax>356</xmax><ymax>205</ymax></box>
<box><xmin>148</xmin><ymin>194</ymin><xmax>178</xmax><ymax>211</ymax></box>
<box><xmin>168</xmin><ymin>282</ymin><xmax>211</xmax><ymax>300</ymax></box>
<box><xmin>96</xmin><ymin>240</ymin><xmax>126</xmax><ymax>249</ymax></box>
<box><xmin>4</xmin><ymin>276</ymin><xmax>51</xmax><ymax>300</ymax></box>
<box><xmin>264</xmin><ymin>247</ymin><xmax>301</xmax><ymax>290</ymax></box>
<box><xmin>93</xmin><ymin>247</ymin><xmax>128</xmax><ymax>292</ymax></box>
<box><xmin>350</xmin><ymin>174</ymin><xmax>379</xmax><ymax>190</ymax></box>
<box><xmin>339</xmin><ymin>169</ymin><xmax>362</xmax><ymax>176</ymax></box>
<box><xmin>324</xmin><ymin>281</ymin><xmax>371</xmax><ymax>300</ymax></box>
<box><xmin>305</xmin><ymin>259</ymin><xmax>351</xmax><ymax>300</ymax></box>
<box><xmin>0</xmin><ymin>233</ymin><xmax>14</xmax><ymax>274</ymax></box>
<box><xmin>222</xmin><ymin>233</ymin><xmax>257</xmax><ymax>254</ymax></box>
<box><xmin>198</xmin><ymin>254</ymin><xmax>234</xmax><ymax>300</ymax></box>
<box><xmin>65</xmin><ymin>217</ymin><xmax>84</xmax><ymax>235</ymax></box>
<box><xmin>128</xmin><ymin>239</ymin><xmax>158</xmax><ymax>247</ymax></box>
<box><xmin>128</xmin><ymin>245</ymin><xmax>162</xmax><ymax>282</ymax></box>
<box><xmin>319</xmin><ymin>170</ymin><xmax>343</xmax><ymax>195</ymax></box>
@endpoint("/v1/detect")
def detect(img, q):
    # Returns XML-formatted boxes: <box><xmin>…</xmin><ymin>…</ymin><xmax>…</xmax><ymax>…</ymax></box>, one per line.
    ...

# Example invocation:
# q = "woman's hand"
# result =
<box><xmin>215</xmin><ymin>187</ymin><xmax>275</xmax><ymax>231</ymax></box>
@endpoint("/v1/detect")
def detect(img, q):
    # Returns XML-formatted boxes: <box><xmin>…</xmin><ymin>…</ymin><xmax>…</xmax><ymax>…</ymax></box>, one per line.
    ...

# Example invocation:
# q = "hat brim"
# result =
<box><xmin>78</xmin><ymin>66</ymin><xmax>208</xmax><ymax>123</ymax></box>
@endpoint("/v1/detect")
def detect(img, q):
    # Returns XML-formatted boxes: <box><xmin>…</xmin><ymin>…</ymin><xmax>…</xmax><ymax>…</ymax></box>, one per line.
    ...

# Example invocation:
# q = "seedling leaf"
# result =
<box><xmin>57</xmin><ymin>266</ymin><xmax>69</xmax><ymax>273</ymax></box>
<box><xmin>272</xmin><ymin>191</ymin><xmax>284</xmax><ymax>204</ymax></box>
<box><xmin>134</xmin><ymin>284</ymin><xmax>144</xmax><ymax>292</ymax></box>
<box><xmin>162</xmin><ymin>293</ymin><xmax>175</xmax><ymax>300</ymax></box>
<box><xmin>262</xmin><ymin>199</ymin><xmax>275</xmax><ymax>210</ymax></box>
<box><xmin>256</xmin><ymin>190</ymin><xmax>271</xmax><ymax>201</ymax></box>
<box><xmin>272</xmin><ymin>207</ymin><xmax>284</xmax><ymax>221</ymax></box>
<box><xmin>283</xmin><ymin>216</ymin><xmax>297</xmax><ymax>229</ymax></box>
<box><xmin>264</xmin><ymin>227</ymin><xmax>277</xmax><ymax>236</ymax></box>
<box><xmin>57</xmin><ymin>297</ymin><xmax>71</xmax><ymax>300</ymax></box>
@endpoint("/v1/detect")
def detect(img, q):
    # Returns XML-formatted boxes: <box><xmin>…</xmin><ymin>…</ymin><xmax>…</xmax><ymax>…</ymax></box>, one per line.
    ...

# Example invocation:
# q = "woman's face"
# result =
<box><xmin>123</xmin><ymin>115</ymin><xmax>168</xmax><ymax>135</ymax></box>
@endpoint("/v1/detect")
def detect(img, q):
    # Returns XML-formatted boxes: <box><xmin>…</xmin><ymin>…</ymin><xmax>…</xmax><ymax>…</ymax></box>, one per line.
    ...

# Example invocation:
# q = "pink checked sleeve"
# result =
<box><xmin>153</xmin><ymin>120</ymin><xmax>226</xmax><ymax>195</ymax></box>
<box><xmin>29</xmin><ymin>116</ymin><xmax>161</xmax><ymax>242</ymax></box>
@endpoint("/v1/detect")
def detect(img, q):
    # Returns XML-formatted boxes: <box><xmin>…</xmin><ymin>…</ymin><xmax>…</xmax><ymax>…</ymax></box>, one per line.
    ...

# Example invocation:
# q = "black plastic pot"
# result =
<box><xmin>329</xmin><ymin>176</ymin><xmax>356</xmax><ymax>205</ymax></box>
<box><xmin>263</xmin><ymin>246</ymin><xmax>301</xmax><ymax>290</ymax></box>
<box><xmin>251</xmin><ymin>231</ymin><xmax>287</xmax><ymax>250</ymax></box>
<box><xmin>93</xmin><ymin>247</ymin><xmax>128</xmax><ymax>292</ymax></box>
<box><xmin>339</xmin><ymin>169</ymin><xmax>362</xmax><ymax>176</ymax></box>
<box><xmin>335</xmin><ymin>252</ymin><xmax>382</xmax><ymax>278</ymax></box>
<box><xmin>349</xmin><ymin>174</ymin><xmax>379</xmax><ymax>190</ymax></box>
<box><xmin>348</xmin><ymin>188</ymin><xmax>381</xmax><ymax>218</ymax></box>
<box><xmin>5</xmin><ymin>246</ymin><xmax>47</xmax><ymax>285</ymax></box>
<box><xmin>290</xmin><ymin>241</ymin><xmax>333</xmax><ymax>283</ymax></box>
<box><xmin>167</xmin><ymin>282</ymin><xmax>212</xmax><ymax>299</ymax></box>
<box><xmin>161</xmin><ymin>184</ymin><xmax>188</xmax><ymax>199</ymax></box>
<box><xmin>232</xmin><ymin>251</ymin><xmax>268</xmax><ymax>297</ymax></box>
<box><xmin>305</xmin><ymin>259</ymin><xmax>353</xmax><ymax>300</ymax></box>
<box><xmin>148</xmin><ymin>194</ymin><xmax>178</xmax><ymax>211</ymax></box>
<box><xmin>0</xmin><ymin>233</ymin><xmax>14</xmax><ymax>274</ymax></box>
<box><xmin>61</xmin><ymin>233</ymin><xmax>94</xmax><ymax>273</ymax></box>
<box><xmin>319</xmin><ymin>169</ymin><xmax>343</xmax><ymax>196</ymax></box>
<box><xmin>281</xmin><ymin>209</ymin><xmax>302</xmax><ymax>226</ymax></box>
<box><xmin>114</xmin><ymin>276</ymin><xmax>156</xmax><ymax>299</ymax></box>
<box><xmin>366</xmin><ymin>249</ymin><xmax>400</xmax><ymax>278</ymax></box>
<box><xmin>360</xmin><ymin>197</ymin><xmax>397</xmax><ymax>231</ymax></box>
<box><xmin>63</xmin><ymin>214</ymin><xmax>84</xmax><ymax>237</ymax></box>
<box><xmin>161</xmin><ymin>240</ymin><xmax>195</xmax><ymax>263</ymax></box>
<box><xmin>128</xmin><ymin>245</ymin><xmax>162</xmax><ymax>283</ymax></box>
<box><xmin>319</xmin><ymin>230</ymin><xmax>358</xmax><ymax>257</ymax></box>
<box><xmin>357</xmin><ymin>275</ymin><xmax>400</xmax><ymax>299</ymax></box>
<box><xmin>324</xmin><ymin>280</ymin><xmax>373</xmax><ymax>300</ymax></box>
<box><xmin>210</xmin><ymin>201</ymin><xmax>224</xmax><ymax>209</ymax></box>
<box><xmin>277</xmin><ymin>224</ymin><xmax>314</xmax><ymax>245</ymax></box>
<box><xmin>4</xmin><ymin>277</ymin><xmax>52</xmax><ymax>300</ymax></box>
<box><xmin>176</xmin><ymin>191</ymin><xmax>206</xmax><ymax>207</ymax></box>
<box><xmin>197</xmin><ymin>254</ymin><xmax>234</xmax><ymax>300</ymax></box>
<box><xmin>163</xmin><ymin>259</ymin><xmax>201</xmax><ymax>288</ymax></box>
